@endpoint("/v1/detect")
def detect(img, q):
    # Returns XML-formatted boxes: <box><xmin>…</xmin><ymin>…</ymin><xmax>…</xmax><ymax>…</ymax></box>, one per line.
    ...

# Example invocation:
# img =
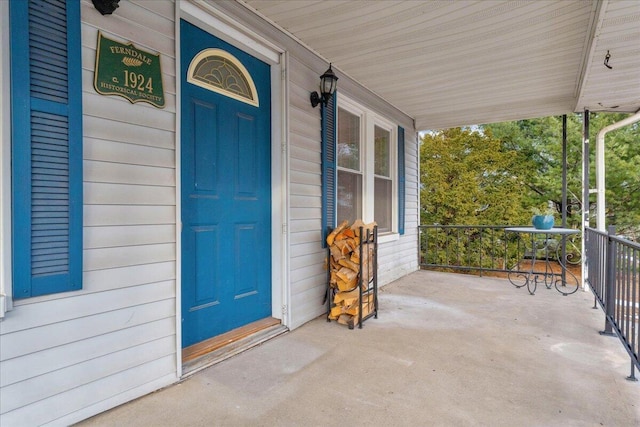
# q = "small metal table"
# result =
<box><xmin>505</xmin><ymin>227</ymin><xmax>580</xmax><ymax>295</ymax></box>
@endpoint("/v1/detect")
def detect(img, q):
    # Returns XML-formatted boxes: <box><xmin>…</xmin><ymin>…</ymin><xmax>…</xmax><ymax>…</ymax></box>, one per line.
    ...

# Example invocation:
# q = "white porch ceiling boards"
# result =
<box><xmin>241</xmin><ymin>0</ymin><xmax>640</xmax><ymax>130</ymax></box>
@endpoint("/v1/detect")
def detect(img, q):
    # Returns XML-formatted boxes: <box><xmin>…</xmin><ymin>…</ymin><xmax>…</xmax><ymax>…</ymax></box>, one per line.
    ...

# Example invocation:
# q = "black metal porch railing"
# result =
<box><xmin>585</xmin><ymin>227</ymin><xmax>639</xmax><ymax>381</ymax></box>
<box><xmin>420</xmin><ymin>225</ymin><xmax>514</xmax><ymax>274</ymax></box>
<box><xmin>419</xmin><ymin>225</ymin><xmax>582</xmax><ymax>276</ymax></box>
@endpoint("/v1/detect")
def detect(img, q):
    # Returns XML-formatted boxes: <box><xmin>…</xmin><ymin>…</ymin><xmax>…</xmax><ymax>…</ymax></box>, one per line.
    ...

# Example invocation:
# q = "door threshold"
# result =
<box><xmin>182</xmin><ymin>317</ymin><xmax>287</xmax><ymax>377</ymax></box>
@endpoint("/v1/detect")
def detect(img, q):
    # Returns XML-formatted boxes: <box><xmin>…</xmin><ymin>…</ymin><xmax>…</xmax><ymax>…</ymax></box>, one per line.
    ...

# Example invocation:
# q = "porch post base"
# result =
<box><xmin>626</xmin><ymin>362</ymin><xmax>638</xmax><ymax>382</ymax></box>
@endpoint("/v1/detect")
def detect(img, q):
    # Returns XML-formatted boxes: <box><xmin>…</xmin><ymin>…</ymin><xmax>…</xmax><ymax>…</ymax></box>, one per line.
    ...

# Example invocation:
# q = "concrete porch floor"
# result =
<box><xmin>79</xmin><ymin>271</ymin><xmax>639</xmax><ymax>426</ymax></box>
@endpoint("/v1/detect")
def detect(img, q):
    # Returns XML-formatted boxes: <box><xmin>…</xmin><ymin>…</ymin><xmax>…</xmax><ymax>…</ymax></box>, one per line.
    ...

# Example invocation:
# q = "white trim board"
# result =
<box><xmin>0</xmin><ymin>0</ymin><xmax>12</xmax><ymax>317</ymax></box>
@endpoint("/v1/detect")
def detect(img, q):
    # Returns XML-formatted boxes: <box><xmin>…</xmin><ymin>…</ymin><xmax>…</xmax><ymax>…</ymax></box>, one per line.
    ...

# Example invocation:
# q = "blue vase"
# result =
<box><xmin>532</xmin><ymin>215</ymin><xmax>554</xmax><ymax>230</ymax></box>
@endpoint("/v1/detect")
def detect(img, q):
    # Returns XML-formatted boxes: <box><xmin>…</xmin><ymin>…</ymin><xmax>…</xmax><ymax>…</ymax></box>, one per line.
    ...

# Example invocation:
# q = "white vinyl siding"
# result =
<box><xmin>288</xmin><ymin>57</ymin><xmax>326</xmax><ymax>328</ymax></box>
<box><xmin>0</xmin><ymin>1</ymin><xmax>178</xmax><ymax>425</ymax></box>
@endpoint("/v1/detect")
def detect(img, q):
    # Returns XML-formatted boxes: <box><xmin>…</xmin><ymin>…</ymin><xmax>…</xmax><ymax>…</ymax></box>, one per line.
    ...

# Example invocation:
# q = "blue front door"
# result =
<box><xmin>180</xmin><ymin>20</ymin><xmax>272</xmax><ymax>348</ymax></box>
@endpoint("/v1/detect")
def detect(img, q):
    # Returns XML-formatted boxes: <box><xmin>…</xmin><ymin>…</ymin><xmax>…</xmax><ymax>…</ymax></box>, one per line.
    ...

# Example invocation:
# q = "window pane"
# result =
<box><xmin>374</xmin><ymin>126</ymin><xmax>390</xmax><ymax>177</ymax></box>
<box><xmin>338</xmin><ymin>170</ymin><xmax>362</xmax><ymax>225</ymax></box>
<box><xmin>374</xmin><ymin>177</ymin><xmax>392</xmax><ymax>233</ymax></box>
<box><xmin>338</xmin><ymin>108</ymin><xmax>360</xmax><ymax>171</ymax></box>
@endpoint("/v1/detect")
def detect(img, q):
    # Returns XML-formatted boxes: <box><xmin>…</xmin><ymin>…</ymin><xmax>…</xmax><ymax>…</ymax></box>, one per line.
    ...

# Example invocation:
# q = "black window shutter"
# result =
<box><xmin>11</xmin><ymin>0</ymin><xmax>83</xmax><ymax>298</ymax></box>
<box><xmin>398</xmin><ymin>126</ymin><xmax>405</xmax><ymax>235</ymax></box>
<box><xmin>321</xmin><ymin>95</ymin><xmax>337</xmax><ymax>247</ymax></box>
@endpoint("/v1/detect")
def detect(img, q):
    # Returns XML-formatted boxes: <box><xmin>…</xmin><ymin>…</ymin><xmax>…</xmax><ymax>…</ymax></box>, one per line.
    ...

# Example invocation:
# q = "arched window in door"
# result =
<box><xmin>187</xmin><ymin>48</ymin><xmax>259</xmax><ymax>107</ymax></box>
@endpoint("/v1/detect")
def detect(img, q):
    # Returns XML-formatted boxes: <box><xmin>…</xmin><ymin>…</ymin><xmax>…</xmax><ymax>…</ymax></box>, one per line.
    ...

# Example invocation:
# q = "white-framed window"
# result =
<box><xmin>337</xmin><ymin>106</ymin><xmax>362</xmax><ymax>226</ymax></box>
<box><xmin>374</xmin><ymin>124</ymin><xmax>393</xmax><ymax>233</ymax></box>
<box><xmin>336</xmin><ymin>96</ymin><xmax>396</xmax><ymax>234</ymax></box>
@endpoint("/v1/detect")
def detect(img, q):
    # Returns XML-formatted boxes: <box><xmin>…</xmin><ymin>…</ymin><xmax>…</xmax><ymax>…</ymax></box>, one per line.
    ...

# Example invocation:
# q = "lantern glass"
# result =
<box><xmin>320</xmin><ymin>65</ymin><xmax>338</xmax><ymax>97</ymax></box>
<box><xmin>310</xmin><ymin>64</ymin><xmax>338</xmax><ymax>108</ymax></box>
<box><xmin>321</xmin><ymin>76</ymin><xmax>334</xmax><ymax>95</ymax></box>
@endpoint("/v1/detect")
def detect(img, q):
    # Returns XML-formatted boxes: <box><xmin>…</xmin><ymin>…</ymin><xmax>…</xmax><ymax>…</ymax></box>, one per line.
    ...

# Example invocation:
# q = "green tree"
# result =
<box><xmin>421</xmin><ymin>114</ymin><xmax>639</xmax><ymax>238</ymax></box>
<box><xmin>420</xmin><ymin>127</ymin><xmax>531</xmax><ymax>226</ymax></box>
<box><xmin>484</xmin><ymin>115</ymin><xmax>585</xmax><ymax>228</ymax></box>
<box><xmin>484</xmin><ymin>113</ymin><xmax>639</xmax><ymax>236</ymax></box>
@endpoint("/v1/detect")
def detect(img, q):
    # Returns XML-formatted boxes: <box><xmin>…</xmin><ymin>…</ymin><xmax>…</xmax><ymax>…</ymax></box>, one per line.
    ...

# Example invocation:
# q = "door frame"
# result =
<box><xmin>0</xmin><ymin>0</ymin><xmax>12</xmax><ymax>317</ymax></box>
<box><xmin>176</xmin><ymin>2</ymin><xmax>290</xmax><ymax>376</ymax></box>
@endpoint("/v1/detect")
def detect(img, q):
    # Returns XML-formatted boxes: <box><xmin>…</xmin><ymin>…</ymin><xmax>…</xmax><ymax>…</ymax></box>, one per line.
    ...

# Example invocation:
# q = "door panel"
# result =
<box><xmin>181</xmin><ymin>20</ymin><xmax>272</xmax><ymax>348</ymax></box>
<box><xmin>193</xmin><ymin>102</ymin><xmax>218</xmax><ymax>193</ymax></box>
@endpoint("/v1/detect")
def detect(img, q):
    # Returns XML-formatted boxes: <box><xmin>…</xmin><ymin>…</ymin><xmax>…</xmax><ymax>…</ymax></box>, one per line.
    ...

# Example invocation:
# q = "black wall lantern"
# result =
<box><xmin>92</xmin><ymin>0</ymin><xmax>120</xmax><ymax>15</ymax></box>
<box><xmin>310</xmin><ymin>64</ymin><xmax>338</xmax><ymax>108</ymax></box>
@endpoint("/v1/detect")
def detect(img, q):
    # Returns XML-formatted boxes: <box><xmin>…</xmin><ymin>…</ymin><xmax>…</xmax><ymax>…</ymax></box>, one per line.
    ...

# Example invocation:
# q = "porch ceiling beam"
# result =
<box><xmin>574</xmin><ymin>0</ymin><xmax>607</xmax><ymax>112</ymax></box>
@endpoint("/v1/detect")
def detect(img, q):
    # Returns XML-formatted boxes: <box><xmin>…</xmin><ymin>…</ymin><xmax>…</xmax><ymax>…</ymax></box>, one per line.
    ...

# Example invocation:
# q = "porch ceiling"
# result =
<box><xmin>240</xmin><ymin>0</ymin><xmax>640</xmax><ymax>130</ymax></box>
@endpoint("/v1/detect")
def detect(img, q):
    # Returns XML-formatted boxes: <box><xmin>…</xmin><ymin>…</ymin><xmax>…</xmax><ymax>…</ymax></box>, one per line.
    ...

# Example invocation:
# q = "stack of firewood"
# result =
<box><xmin>326</xmin><ymin>219</ymin><xmax>376</xmax><ymax>327</ymax></box>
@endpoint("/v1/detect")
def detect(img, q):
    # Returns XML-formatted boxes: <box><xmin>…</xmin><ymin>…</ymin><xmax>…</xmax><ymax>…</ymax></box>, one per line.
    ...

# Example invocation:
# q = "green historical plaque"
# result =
<box><xmin>94</xmin><ymin>32</ymin><xmax>165</xmax><ymax>108</ymax></box>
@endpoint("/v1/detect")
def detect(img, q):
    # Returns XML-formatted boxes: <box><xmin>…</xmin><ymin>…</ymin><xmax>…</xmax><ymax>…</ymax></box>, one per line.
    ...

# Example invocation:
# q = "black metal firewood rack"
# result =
<box><xmin>326</xmin><ymin>225</ymin><xmax>378</xmax><ymax>329</ymax></box>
